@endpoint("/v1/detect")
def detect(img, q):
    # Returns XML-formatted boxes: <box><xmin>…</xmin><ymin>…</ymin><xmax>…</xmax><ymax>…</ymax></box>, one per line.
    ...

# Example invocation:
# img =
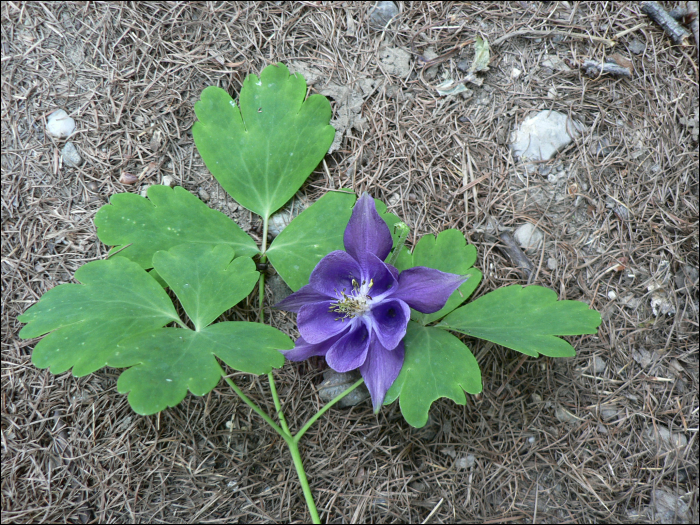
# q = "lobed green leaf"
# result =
<box><xmin>266</xmin><ymin>192</ymin><xmax>402</xmax><ymax>291</ymax></box>
<box><xmin>192</xmin><ymin>63</ymin><xmax>335</xmax><ymax>219</ymax></box>
<box><xmin>114</xmin><ymin>323</ymin><xmax>289</xmax><ymax>415</ymax></box>
<box><xmin>95</xmin><ymin>185</ymin><xmax>258</xmax><ymax>270</ymax></box>
<box><xmin>395</xmin><ymin>229</ymin><xmax>482</xmax><ymax>324</ymax></box>
<box><xmin>439</xmin><ymin>285</ymin><xmax>602</xmax><ymax>357</ymax></box>
<box><xmin>384</xmin><ymin>322</ymin><xmax>482</xmax><ymax>428</ymax></box>
<box><xmin>153</xmin><ymin>244</ymin><xmax>259</xmax><ymax>331</ymax></box>
<box><xmin>19</xmin><ymin>244</ymin><xmax>293</xmax><ymax>415</ymax></box>
<box><xmin>19</xmin><ymin>257</ymin><xmax>180</xmax><ymax>376</ymax></box>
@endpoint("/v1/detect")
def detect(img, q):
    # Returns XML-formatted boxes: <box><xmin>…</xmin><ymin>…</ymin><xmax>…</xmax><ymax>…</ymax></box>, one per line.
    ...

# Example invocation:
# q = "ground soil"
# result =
<box><xmin>2</xmin><ymin>2</ymin><xmax>698</xmax><ymax>523</ymax></box>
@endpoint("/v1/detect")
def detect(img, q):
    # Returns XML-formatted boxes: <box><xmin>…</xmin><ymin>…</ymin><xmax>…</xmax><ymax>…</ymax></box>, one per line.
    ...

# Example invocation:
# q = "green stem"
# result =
<box><xmin>258</xmin><ymin>215</ymin><xmax>269</xmax><ymax>323</ymax></box>
<box><xmin>221</xmin><ymin>374</ymin><xmax>288</xmax><ymax>441</ymax></box>
<box><xmin>267</xmin><ymin>372</ymin><xmax>291</xmax><ymax>434</ymax></box>
<box><xmin>295</xmin><ymin>378</ymin><xmax>364</xmax><ymax>443</ymax></box>
<box><xmin>286</xmin><ymin>437</ymin><xmax>321</xmax><ymax>524</ymax></box>
<box><xmin>387</xmin><ymin>221</ymin><xmax>409</xmax><ymax>267</ymax></box>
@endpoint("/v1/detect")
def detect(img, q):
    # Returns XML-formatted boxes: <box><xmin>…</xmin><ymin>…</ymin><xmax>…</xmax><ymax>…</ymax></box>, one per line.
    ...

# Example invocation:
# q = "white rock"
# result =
<box><xmin>46</xmin><ymin>109</ymin><xmax>76</xmax><ymax>139</ymax></box>
<box><xmin>268</xmin><ymin>198</ymin><xmax>306</xmax><ymax>237</ymax></box>
<box><xmin>607</xmin><ymin>290</ymin><xmax>617</xmax><ymax>300</ymax></box>
<box><xmin>513</xmin><ymin>223</ymin><xmax>543</xmax><ymax>250</ymax></box>
<box><xmin>511</xmin><ymin>67</ymin><xmax>522</xmax><ymax>79</ymax></box>
<box><xmin>161</xmin><ymin>175</ymin><xmax>175</xmax><ymax>187</ymax></box>
<box><xmin>61</xmin><ymin>142</ymin><xmax>82</xmax><ymax>167</ymax></box>
<box><xmin>369</xmin><ymin>1</ymin><xmax>399</xmax><ymax>29</ymax></box>
<box><xmin>510</xmin><ymin>110</ymin><xmax>584</xmax><ymax>162</ymax></box>
<box><xmin>593</xmin><ymin>356</ymin><xmax>606</xmax><ymax>374</ymax></box>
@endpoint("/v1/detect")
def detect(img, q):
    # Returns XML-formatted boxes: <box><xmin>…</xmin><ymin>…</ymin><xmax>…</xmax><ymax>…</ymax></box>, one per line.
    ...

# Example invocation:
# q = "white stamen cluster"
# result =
<box><xmin>329</xmin><ymin>278</ymin><xmax>374</xmax><ymax>321</ymax></box>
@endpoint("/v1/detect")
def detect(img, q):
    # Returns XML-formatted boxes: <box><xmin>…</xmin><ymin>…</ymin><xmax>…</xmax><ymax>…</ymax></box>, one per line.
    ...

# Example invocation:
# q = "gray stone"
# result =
<box><xmin>593</xmin><ymin>356</ymin><xmax>606</xmax><ymax>374</ymax></box>
<box><xmin>267</xmin><ymin>273</ymin><xmax>293</xmax><ymax>305</ymax></box>
<box><xmin>629</xmin><ymin>39</ymin><xmax>645</xmax><ymax>55</ymax></box>
<box><xmin>161</xmin><ymin>175</ymin><xmax>175</xmax><ymax>187</ymax></box>
<box><xmin>268</xmin><ymin>198</ymin><xmax>306</xmax><ymax>237</ymax></box>
<box><xmin>317</xmin><ymin>369</ymin><xmax>371</xmax><ymax>408</ymax></box>
<box><xmin>369</xmin><ymin>1</ymin><xmax>399</xmax><ymax>29</ymax></box>
<box><xmin>510</xmin><ymin>110</ymin><xmax>584</xmax><ymax>162</ymax></box>
<box><xmin>513</xmin><ymin>223</ymin><xmax>544</xmax><ymax>250</ymax></box>
<box><xmin>61</xmin><ymin>142</ymin><xmax>82</xmax><ymax>167</ymax></box>
<box><xmin>650</xmin><ymin>488</ymin><xmax>690</xmax><ymax>524</ymax></box>
<box><xmin>541</xmin><ymin>55</ymin><xmax>571</xmax><ymax>71</ymax></box>
<box><xmin>46</xmin><ymin>109</ymin><xmax>75</xmax><ymax>139</ymax></box>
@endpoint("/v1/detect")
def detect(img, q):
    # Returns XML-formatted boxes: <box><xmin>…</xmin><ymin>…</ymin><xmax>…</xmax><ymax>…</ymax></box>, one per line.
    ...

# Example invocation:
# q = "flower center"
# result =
<box><xmin>329</xmin><ymin>278</ymin><xmax>374</xmax><ymax>321</ymax></box>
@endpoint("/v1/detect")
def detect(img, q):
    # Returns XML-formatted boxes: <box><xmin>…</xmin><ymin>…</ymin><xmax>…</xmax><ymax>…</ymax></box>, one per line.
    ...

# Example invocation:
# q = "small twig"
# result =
<box><xmin>498</xmin><ymin>231</ymin><xmax>535</xmax><ymax>279</ymax></box>
<box><xmin>688</xmin><ymin>1</ymin><xmax>700</xmax><ymax>62</ymax></box>
<box><xmin>642</xmin><ymin>1</ymin><xmax>691</xmax><ymax>46</ymax></box>
<box><xmin>491</xmin><ymin>29</ymin><xmax>616</xmax><ymax>48</ymax></box>
<box><xmin>581</xmin><ymin>59</ymin><xmax>632</xmax><ymax>78</ymax></box>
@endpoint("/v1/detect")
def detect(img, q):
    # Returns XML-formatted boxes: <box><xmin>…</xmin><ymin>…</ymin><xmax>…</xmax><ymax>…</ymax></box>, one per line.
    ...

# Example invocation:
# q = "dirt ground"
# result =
<box><xmin>2</xmin><ymin>2</ymin><xmax>698</xmax><ymax>523</ymax></box>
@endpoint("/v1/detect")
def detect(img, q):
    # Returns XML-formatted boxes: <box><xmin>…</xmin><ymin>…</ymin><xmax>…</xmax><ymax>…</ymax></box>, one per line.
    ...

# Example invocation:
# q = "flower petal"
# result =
<box><xmin>274</xmin><ymin>284</ymin><xmax>331</xmax><ymax>313</ymax></box>
<box><xmin>308</xmin><ymin>250</ymin><xmax>362</xmax><ymax>298</ymax></box>
<box><xmin>393</xmin><ymin>267</ymin><xmax>469</xmax><ymax>314</ymax></box>
<box><xmin>344</xmin><ymin>192</ymin><xmax>393</xmax><ymax>262</ymax></box>
<box><xmin>369</xmin><ymin>299</ymin><xmax>410</xmax><ymax>350</ymax></box>
<box><xmin>325</xmin><ymin>323</ymin><xmax>371</xmax><ymax>372</ymax></box>
<box><xmin>298</xmin><ymin>301</ymin><xmax>351</xmax><ymax>344</ymax></box>
<box><xmin>360</xmin><ymin>335</ymin><xmax>405</xmax><ymax>412</ymax></box>
<box><xmin>281</xmin><ymin>334</ymin><xmax>341</xmax><ymax>361</ymax></box>
<box><xmin>356</xmin><ymin>252</ymin><xmax>398</xmax><ymax>297</ymax></box>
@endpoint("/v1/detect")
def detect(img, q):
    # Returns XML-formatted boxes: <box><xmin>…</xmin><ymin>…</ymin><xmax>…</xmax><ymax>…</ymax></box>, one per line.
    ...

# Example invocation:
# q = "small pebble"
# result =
<box><xmin>547</xmin><ymin>257</ymin><xmax>558</xmax><ymax>270</ymax></box>
<box><xmin>369</xmin><ymin>1</ymin><xmax>398</xmax><ymax>29</ymax></box>
<box><xmin>61</xmin><ymin>141</ymin><xmax>82</xmax><ymax>167</ymax></box>
<box><xmin>120</xmin><ymin>172</ymin><xmax>138</xmax><ymax>185</ymax></box>
<box><xmin>87</xmin><ymin>181</ymin><xmax>97</xmax><ymax>191</ymax></box>
<box><xmin>140</xmin><ymin>185</ymin><xmax>150</xmax><ymax>198</ymax></box>
<box><xmin>161</xmin><ymin>175</ymin><xmax>175</xmax><ymax>187</ymax></box>
<box><xmin>593</xmin><ymin>355</ymin><xmax>606</xmax><ymax>374</ymax></box>
<box><xmin>513</xmin><ymin>223</ymin><xmax>543</xmax><ymax>250</ymax></box>
<box><xmin>628</xmin><ymin>39</ymin><xmax>645</xmax><ymax>55</ymax></box>
<box><xmin>46</xmin><ymin>109</ymin><xmax>75</xmax><ymax>139</ymax></box>
<box><xmin>198</xmin><ymin>188</ymin><xmax>210</xmax><ymax>202</ymax></box>
<box><xmin>607</xmin><ymin>290</ymin><xmax>617</xmax><ymax>300</ymax></box>
<box><xmin>511</xmin><ymin>67</ymin><xmax>522</xmax><ymax>79</ymax></box>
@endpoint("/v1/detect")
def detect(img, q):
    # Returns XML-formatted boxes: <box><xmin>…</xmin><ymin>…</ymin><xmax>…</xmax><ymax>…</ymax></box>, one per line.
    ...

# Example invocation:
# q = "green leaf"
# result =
<box><xmin>153</xmin><ymin>244</ymin><xmax>259</xmax><ymax>331</ymax></box>
<box><xmin>438</xmin><ymin>285</ymin><xmax>602</xmax><ymax>357</ymax></box>
<box><xmin>19</xmin><ymin>244</ymin><xmax>293</xmax><ymax>415</ymax></box>
<box><xmin>95</xmin><ymin>185</ymin><xmax>259</xmax><ymax>270</ymax></box>
<box><xmin>395</xmin><ymin>229</ymin><xmax>482</xmax><ymax>325</ymax></box>
<box><xmin>192</xmin><ymin>63</ymin><xmax>335</xmax><ymax>219</ymax></box>
<box><xmin>113</xmin><ymin>323</ymin><xmax>290</xmax><ymax>415</ymax></box>
<box><xmin>18</xmin><ymin>257</ymin><xmax>181</xmax><ymax>376</ymax></box>
<box><xmin>470</xmin><ymin>35</ymin><xmax>490</xmax><ymax>72</ymax></box>
<box><xmin>267</xmin><ymin>190</ymin><xmax>355</xmax><ymax>291</ymax></box>
<box><xmin>384</xmin><ymin>322</ymin><xmax>482</xmax><ymax>428</ymax></box>
<box><xmin>266</xmin><ymin>192</ymin><xmax>402</xmax><ymax>291</ymax></box>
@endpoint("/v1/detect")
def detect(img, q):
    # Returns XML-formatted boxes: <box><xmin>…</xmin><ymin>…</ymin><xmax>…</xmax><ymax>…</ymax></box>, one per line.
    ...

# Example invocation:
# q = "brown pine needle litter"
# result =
<box><xmin>2</xmin><ymin>2</ymin><xmax>697</xmax><ymax>523</ymax></box>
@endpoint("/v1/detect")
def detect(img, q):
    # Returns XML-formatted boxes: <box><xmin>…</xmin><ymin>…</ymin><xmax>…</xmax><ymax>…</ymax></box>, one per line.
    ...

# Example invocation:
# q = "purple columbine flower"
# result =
<box><xmin>275</xmin><ymin>193</ymin><xmax>468</xmax><ymax>411</ymax></box>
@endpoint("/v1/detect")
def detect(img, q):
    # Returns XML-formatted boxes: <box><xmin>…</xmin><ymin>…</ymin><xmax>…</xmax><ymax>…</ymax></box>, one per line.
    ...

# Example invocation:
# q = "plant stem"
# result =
<box><xmin>387</xmin><ymin>221</ymin><xmax>409</xmax><ymax>267</ymax></box>
<box><xmin>267</xmin><ymin>372</ymin><xmax>291</xmax><ymax>434</ymax></box>
<box><xmin>221</xmin><ymin>374</ymin><xmax>288</xmax><ymax>441</ymax></box>
<box><xmin>294</xmin><ymin>378</ymin><xmax>364</xmax><ymax>443</ymax></box>
<box><xmin>258</xmin><ymin>215</ymin><xmax>269</xmax><ymax>323</ymax></box>
<box><xmin>286</xmin><ymin>437</ymin><xmax>321</xmax><ymax>524</ymax></box>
